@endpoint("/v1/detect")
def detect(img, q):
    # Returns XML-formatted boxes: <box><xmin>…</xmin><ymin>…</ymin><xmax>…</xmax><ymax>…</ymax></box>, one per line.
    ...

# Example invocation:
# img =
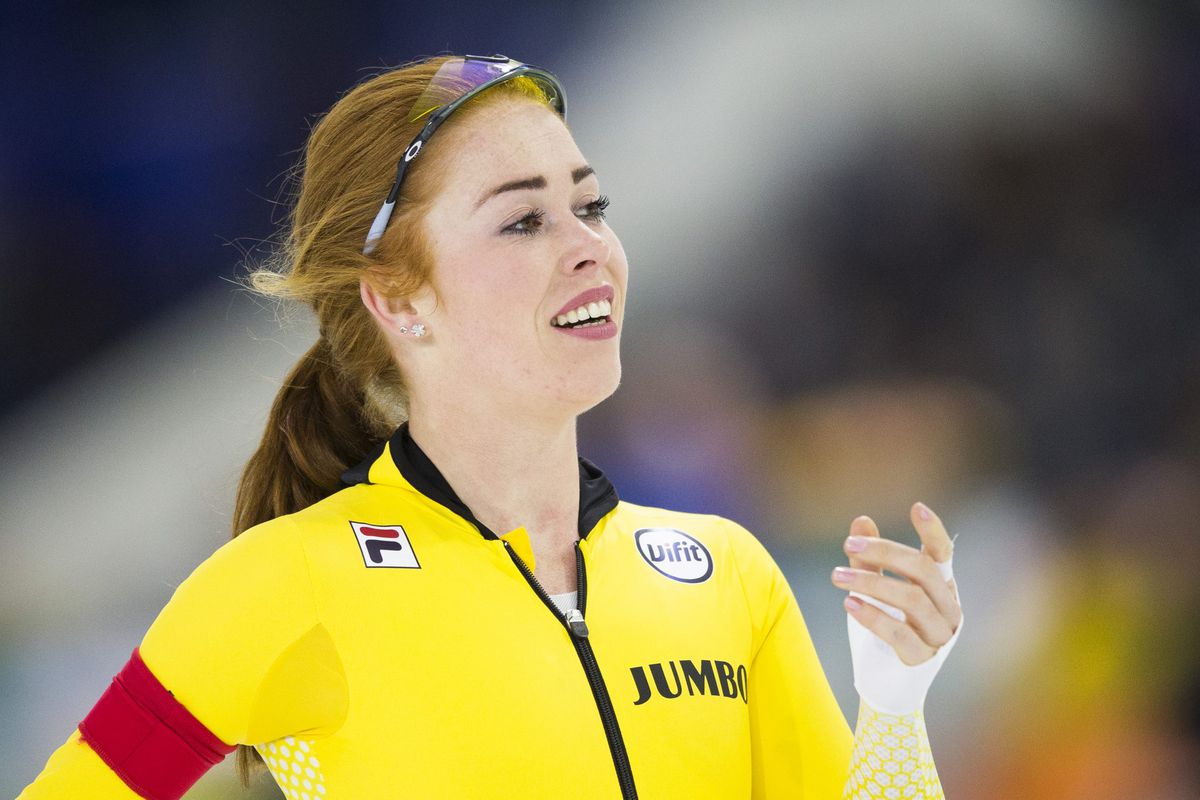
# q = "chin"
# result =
<box><xmin>564</xmin><ymin>357</ymin><xmax>622</xmax><ymax>416</ymax></box>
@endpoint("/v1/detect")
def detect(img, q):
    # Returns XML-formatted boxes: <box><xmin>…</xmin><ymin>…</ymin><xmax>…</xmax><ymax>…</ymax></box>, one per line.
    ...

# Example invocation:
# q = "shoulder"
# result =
<box><xmin>233</xmin><ymin>481</ymin><xmax>448</xmax><ymax>579</ymax></box>
<box><xmin>611</xmin><ymin>502</ymin><xmax>792</xmax><ymax>635</ymax></box>
<box><xmin>613</xmin><ymin>500</ymin><xmax>767</xmax><ymax>550</ymax></box>
<box><xmin>148</xmin><ymin>512</ymin><xmax>314</xmax><ymax>625</ymax></box>
<box><xmin>611</xmin><ymin>500</ymin><xmax>780</xmax><ymax>581</ymax></box>
<box><xmin>167</xmin><ymin>485</ymin><xmax>379</xmax><ymax>599</ymax></box>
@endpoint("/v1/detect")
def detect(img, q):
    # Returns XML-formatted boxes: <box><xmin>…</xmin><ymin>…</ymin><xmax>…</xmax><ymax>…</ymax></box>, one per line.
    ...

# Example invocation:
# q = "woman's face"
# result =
<box><xmin>411</xmin><ymin>97</ymin><xmax>628</xmax><ymax>419</ymax></box>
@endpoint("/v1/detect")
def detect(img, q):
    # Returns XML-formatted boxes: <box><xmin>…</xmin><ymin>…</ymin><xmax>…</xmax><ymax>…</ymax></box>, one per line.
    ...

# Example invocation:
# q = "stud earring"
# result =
<box><xmin>398</xmin><ymin>324</ymin><xmax>426</xmax><ymax>338</ymax></box>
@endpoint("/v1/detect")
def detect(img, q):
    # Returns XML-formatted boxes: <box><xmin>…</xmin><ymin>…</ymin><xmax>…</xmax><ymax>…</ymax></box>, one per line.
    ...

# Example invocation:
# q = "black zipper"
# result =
<box><xmin>501</xmin><ymin>539</ymin><xmax>638</xmax><ymax>799</ymax></box>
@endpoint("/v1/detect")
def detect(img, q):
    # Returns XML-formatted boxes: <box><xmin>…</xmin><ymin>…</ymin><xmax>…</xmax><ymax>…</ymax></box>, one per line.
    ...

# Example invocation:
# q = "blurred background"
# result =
<box><xmin>2</xmin><ymin>0</ymin><xmax>1197</xmax><ymax>797</ymax></box>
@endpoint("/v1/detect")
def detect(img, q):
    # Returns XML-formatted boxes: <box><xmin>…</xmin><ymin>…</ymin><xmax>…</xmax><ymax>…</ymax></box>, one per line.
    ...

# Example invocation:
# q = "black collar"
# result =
<box><xmin>341</xmin><ymin>422</ymin><xmax>619</xmax><ymax>541</ymax></box>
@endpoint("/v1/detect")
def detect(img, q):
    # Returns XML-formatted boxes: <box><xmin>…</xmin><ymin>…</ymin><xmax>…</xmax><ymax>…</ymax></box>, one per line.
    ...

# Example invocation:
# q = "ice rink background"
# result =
<box><xmin>2</xmin><ymin>1</ymin><xmax>1198</xmax><ymax>797</ymax></box>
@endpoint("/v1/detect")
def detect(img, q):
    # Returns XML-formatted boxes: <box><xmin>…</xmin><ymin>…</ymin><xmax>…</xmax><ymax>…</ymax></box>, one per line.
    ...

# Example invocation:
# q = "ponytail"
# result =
<box><xmin>231</xmin><ymin>337</ymin><xmax>377</xmax><ymax>538</ymax></box>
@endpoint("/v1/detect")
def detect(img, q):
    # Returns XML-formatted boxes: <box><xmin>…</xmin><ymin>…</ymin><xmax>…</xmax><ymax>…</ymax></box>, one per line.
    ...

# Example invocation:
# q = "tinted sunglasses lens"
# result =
<box><xmin>408</xmin><ymin>58</ymin><xmax>520</xmax><ymax>123</ymax></box>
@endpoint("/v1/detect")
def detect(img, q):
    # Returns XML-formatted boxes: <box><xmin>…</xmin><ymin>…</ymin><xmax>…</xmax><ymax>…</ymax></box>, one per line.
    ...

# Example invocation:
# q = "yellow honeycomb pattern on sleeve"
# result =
<box><xmin>842</xmin><ymin>701</ymin><xmax>944</xmax><ymax>799</ymax></box>
<box><xmin>255</xmin><ymin>736</ymin><xmax>329</xmax><ymax>799</ymax></box>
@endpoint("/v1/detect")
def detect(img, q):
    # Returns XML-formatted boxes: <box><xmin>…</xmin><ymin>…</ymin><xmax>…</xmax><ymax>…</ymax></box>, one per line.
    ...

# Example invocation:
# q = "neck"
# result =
<box><xmin>406</xmin><ymin>396</ymin><xmax>582</xmax><ymax>545</ymax></box>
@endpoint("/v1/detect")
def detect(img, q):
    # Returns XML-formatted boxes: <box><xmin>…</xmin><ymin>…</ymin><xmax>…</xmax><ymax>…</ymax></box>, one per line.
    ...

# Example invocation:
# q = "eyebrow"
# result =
<box><xmin>475</xmin><ymin>165</ymin><xmax>596</xmax><ymax>210</ymax></box>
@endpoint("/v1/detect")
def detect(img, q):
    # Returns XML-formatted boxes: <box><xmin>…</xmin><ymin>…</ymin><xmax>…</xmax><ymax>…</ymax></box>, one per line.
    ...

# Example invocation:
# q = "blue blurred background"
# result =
<box><xmin>3</xmin><ymin>1</ymin><xmax>1198</xmax><ymax>797</ymax></box>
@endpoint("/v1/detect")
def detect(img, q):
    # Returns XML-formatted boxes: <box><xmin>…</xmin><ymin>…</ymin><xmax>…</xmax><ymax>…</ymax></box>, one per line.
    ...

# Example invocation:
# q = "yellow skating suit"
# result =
<box><xmin>20</xmin><ymin>423</ymin><xmax>946</xmax><ymax>798</ymax></box>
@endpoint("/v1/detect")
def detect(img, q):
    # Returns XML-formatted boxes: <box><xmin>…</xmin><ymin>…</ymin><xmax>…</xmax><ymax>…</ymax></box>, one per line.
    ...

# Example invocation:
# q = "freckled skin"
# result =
<box><xmin>408</xmin><ymin>99</ymin><xmax>629</xmax><ymax>420</ymax></box>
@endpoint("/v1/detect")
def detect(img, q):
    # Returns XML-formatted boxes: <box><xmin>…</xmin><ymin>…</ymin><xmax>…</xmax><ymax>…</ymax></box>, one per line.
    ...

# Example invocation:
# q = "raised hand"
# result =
<box><xmin>831</xmin><ymin>502</ymin><xmax>963</xmax><ymax>714</ymax></box>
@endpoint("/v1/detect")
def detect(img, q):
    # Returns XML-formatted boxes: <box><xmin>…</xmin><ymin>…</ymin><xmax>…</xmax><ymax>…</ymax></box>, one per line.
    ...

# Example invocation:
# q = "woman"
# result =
<box><xmin>20</xmin><ymin>53</ymin><xmax>963</xmax><ymax>799</ymax></box>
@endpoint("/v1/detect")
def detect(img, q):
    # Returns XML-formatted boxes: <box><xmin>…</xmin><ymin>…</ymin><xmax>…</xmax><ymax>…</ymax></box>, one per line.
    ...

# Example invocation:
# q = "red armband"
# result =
<box><xmin>78</xmin><ymin>647</ymin><xmax>235</xmax><ymax>800</ymax></box>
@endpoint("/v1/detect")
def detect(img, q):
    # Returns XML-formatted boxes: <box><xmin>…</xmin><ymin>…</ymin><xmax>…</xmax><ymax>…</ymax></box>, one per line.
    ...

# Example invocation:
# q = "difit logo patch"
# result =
<box><xmin>634</xmin><ymin>528</ymin><xmax>713</xmax><ymax>583</ymax></box>
<box><xmin>350</xmin><ymin>522</ymin><xmax>420</xmax><ymax>569</ymax></box>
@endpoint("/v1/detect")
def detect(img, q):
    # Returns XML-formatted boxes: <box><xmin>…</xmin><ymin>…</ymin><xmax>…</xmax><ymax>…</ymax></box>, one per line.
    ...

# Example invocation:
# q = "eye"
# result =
<box><xmin>578</xmin><ymin>194</ymin><xmax>610</xmax><ymax>222</ymax></box>
<box><xmin>505</xmin><ymin>208</ymin><xmax>545</xmax><ymax>237</ymax></box>
<box><xmin>502</xmin><ymin>195</ymin><xmax>611</xmax><ymax>237</ymax></box>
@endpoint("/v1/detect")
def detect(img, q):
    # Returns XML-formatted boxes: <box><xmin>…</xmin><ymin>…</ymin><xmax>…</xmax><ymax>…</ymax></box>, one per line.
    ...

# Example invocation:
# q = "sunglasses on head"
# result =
<box><xmin>362</xmin><ymin>54</ymin><xmax>568</xmax><ymax>255</ymax></box>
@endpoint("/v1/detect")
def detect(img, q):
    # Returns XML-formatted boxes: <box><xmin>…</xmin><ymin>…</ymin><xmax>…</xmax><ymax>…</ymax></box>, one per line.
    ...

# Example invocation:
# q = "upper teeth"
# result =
<box><xmin>554</xmin><ymin>298</ymin><xmax>612</xmax><ymax>327</ymax></box>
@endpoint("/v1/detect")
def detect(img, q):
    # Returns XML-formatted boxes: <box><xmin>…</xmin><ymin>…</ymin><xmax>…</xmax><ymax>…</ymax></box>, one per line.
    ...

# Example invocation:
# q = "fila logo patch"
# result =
<box><xmin>635</xmin><ymin>528</ymin><xmax>713</xmax><ymax>583</ymax></box>
<box><xmin>350</xmin><ymin>521</ymin><xmax>420</xmax><ymax>569</ymax></box>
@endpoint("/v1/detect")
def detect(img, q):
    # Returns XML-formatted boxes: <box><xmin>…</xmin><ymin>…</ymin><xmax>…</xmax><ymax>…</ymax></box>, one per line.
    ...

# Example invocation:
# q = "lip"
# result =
<box><xmin>554</xmin><ymin>320</ymin><xmax>617</xmax><ymax>340</ymax></box>
<box><xmin>552</xmin><ymin>284</ymin><xmax>616</xmax><ymax>320</ymax></box>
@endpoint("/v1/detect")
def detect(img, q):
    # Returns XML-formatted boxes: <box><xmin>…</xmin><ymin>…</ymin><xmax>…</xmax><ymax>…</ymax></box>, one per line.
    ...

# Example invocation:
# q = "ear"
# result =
<box><xmin>359</xmin><ymin>273</ymin><xmax>435</xmax><ymax>338</ymax></box>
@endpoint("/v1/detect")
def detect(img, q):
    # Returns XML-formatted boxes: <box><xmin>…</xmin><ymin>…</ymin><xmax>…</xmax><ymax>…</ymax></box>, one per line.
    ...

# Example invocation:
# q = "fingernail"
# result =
<box><xmin>833</xmin><ymin>567</ymin><xmax>855</xmax><ymax>584</ymax></box>
<box><xmin>845</xmin><ymin>536</ymin><xmax>868</xmax><ymax>552</ymax></box>
<box><xmin>845</xmin><ymin>596</ymin><xmax>863</xmax><ymax>612</ymax></box>
<box><xmin>917</xmin><ymin>502</ymin><xmax>932</xmax><ymax>520</ymax></box>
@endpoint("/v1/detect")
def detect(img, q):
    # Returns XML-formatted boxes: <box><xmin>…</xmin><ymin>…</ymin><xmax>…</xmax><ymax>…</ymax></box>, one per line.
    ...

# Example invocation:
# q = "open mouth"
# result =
<box><xmin>551</xmin><ymin>298</ymin><xmax>613</xmax><ymax>329</ymax></box>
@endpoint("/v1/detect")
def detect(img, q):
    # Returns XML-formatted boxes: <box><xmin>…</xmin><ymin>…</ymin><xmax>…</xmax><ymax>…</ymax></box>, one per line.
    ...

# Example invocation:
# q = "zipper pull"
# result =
<box><xmin>564</xmin><ymin>608</ymin><xmax>589</xmax><ymax>638</ymax></box>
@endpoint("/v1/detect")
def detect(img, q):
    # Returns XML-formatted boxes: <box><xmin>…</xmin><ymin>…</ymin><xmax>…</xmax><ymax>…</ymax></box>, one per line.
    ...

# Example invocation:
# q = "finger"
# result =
<box><xmin>843</xmin><ymin>535</ymin><xmax>960</xmax><ymax>624</ymax></box>
<box><xmin>847</xmin><ymin>515</ymin><xmax>881</xmax><ymax>573</ymax></box>
<box><xmin>845</xmin><ymin>595</ymin><xmax>937</xmax><ymax>666</ymax></box>
<box><xmin>833</xmin><ymin>567</ymin><xmax>955</xmax><ymax>647</ymax></box>
<box><xmin>911</xmin><ymin>502</ymin><xmax>954</xmax><ymax>566</ymax></box>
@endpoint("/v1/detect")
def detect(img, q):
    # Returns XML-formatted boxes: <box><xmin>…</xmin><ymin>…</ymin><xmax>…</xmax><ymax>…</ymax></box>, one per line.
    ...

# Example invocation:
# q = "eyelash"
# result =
<box><xmin>504</xmin><ymin>195</ymin><xmax>611</xmax><ymax>237</ymax></box>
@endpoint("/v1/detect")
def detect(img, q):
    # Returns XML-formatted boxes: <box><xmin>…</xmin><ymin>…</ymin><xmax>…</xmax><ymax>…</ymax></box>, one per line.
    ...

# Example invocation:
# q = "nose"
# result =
<box><xmin>561</xmin><ymin>216</ymin><xmax>610</xmax><ymax>273</ymax></box>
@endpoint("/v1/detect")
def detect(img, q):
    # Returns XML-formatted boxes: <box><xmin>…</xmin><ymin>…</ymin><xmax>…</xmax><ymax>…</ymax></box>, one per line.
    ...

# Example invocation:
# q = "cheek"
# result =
<box><xmin>438</xmin><ymin>256</ymin><xmax>544</xmax><ymax>341</ymax></box>
<box><xmin>606</xmin><ymin>230</ymin><xmax>629</xmax><ymax>278</ymax></box>
<box><xmin>606</xmin><ymin>237</ymin><xmax>631</xmax><ymax>312</ymax></box>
